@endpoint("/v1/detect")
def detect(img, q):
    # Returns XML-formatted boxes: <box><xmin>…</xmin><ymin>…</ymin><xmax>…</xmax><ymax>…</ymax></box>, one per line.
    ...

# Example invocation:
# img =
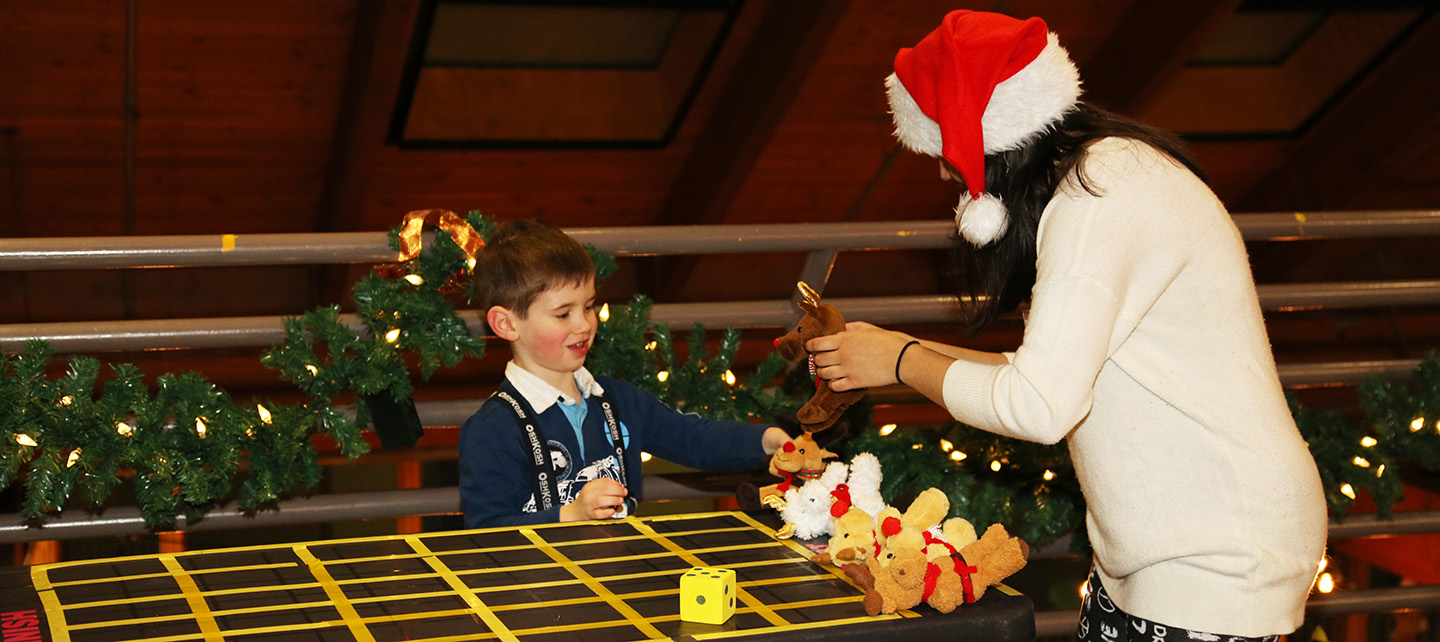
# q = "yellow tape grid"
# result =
<box><xmin>157</xmin><ymin>555</ymin><xmax>225</xmax><ymax>642</ymax></box>
<box><xmin>403</xmin><ymin>534</ymin><xmax>519</xmax><ymax>642</ymax></box>
<box><xmin>293</xmin><ymin>544</ymin><xmax>377</xmax><ymax>642</ymax></box>
<box><xmin>26</xmin><ymin>512</ymin><xmax>882</xmax><ymax>642</ymax></box>
<box><xmin>32</xmin><ymin>566</ymin><xmax>71</xmax><ymax>642</ymax></box>
<box><xmin>36</xmin><ymin>543</ymin><xmax>815</xmax><ymax>637</ymax></box>
<box><xmin>518</xmin><ymin>527</ymin><xmax>668</xmax><ymax>639</ymax></box>
<box><xmin>626</xmin><ymin>517</ymin><xmax>791</xmax><ymax>628</ymax></box>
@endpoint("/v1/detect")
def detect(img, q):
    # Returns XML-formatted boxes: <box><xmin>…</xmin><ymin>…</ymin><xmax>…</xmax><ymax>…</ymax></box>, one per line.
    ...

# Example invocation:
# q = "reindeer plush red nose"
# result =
<box><xmin>773</xmin><ymin>337</ymin><xmax>781</xmax><ymax>348</ymax></box>
<box><xmin>783</xmin><ymin>442</ymin><xmax>796</xmax><ymax>453</ymax></box>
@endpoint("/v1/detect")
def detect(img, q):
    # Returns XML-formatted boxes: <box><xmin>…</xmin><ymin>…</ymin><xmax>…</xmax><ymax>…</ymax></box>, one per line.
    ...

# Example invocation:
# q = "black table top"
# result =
<box><xmin>2</xmin><ymin>510</ymin><xmax>1034</xmax><ymax>642</ymax></box>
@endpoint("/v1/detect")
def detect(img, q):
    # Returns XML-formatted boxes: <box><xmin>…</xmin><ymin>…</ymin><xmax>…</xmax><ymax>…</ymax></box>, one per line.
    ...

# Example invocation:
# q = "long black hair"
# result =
<box><xmin>943</xmin><ymin>103</ymin><xmax>1207</xmax><ymax>333</ymax></box>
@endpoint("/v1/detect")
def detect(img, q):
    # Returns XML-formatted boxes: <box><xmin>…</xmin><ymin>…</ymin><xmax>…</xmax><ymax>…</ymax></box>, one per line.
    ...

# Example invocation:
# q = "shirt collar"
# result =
<box><xmin>504</xmin><ymin>361</ymin><xmax>605</xmax><ymax>413</ymax></box>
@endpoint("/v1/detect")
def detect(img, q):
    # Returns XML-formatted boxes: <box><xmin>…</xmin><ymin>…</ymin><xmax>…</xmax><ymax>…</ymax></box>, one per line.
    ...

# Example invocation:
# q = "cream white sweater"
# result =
<box><xmin>942</xmin><ymin>138</ymin><xmax>1327</xmax><ymax>634</ymax></box>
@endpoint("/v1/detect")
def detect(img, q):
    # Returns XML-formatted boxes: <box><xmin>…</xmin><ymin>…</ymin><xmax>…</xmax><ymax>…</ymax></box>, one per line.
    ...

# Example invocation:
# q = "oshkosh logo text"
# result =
<box><xmin>1</xmin><ymin>610</ymin><xmax>41</xmax><ymax>642</ymax></box>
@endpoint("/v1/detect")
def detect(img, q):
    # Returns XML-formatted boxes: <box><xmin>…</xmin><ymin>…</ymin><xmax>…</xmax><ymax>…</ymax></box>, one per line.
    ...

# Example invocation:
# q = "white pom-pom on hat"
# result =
<box><xmin>886</xmin><ymin>10</ymin><xmax>1081</xmax><ymax>247</ymax></box>
<box><xmin>955</xmin><ymin>193</ymin><xmax>1008</xmax><ymax>246</ymax></box>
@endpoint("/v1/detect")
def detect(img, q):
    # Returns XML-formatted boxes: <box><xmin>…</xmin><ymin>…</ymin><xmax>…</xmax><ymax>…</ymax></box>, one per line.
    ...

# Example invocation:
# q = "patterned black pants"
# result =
<box><xmin>1076</xmin><ymin>568</ymin><xmax>1281</xmax><ymax>642</ymax></box>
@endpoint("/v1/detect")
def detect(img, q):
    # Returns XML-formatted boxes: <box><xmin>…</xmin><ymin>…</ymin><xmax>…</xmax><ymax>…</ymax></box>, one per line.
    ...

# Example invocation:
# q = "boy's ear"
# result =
<box><xmin>486</xmin><ymin>305</ymin><xmax>521</xmax><ymax>341</ymax></box>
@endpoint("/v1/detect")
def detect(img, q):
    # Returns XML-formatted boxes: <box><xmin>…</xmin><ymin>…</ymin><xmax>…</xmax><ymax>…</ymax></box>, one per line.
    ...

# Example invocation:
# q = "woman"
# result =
<box><xmin>808</xmin><ymin>10</ymin><xmax>1326</xmax><ymax>640</ymax></box>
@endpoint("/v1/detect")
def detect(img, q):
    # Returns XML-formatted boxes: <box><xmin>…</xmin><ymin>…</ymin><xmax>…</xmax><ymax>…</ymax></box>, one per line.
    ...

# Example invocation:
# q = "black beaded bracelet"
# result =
<box><xmin>895</xmin><ymin>340</ymin><xmax>920</xmax><ymax>386</ymax></box>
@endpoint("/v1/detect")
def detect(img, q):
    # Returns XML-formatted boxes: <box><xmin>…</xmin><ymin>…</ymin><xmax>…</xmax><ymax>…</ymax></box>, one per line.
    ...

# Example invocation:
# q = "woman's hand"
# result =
<box><xmin>805</xmin><ymin>323</ymin><xmax>915</xmax><ymax>391</ymax></box>
<box><xmin>560</xmin><ymin>478</ymin><xmax>628</xmax><ymax>521</ymax></box>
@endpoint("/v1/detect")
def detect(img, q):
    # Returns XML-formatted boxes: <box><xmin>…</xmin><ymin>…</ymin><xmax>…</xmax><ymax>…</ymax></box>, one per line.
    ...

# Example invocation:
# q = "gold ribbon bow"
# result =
<box><xmin>397</xmin><ymin>209</ymin><xmax>485</xmax><ymax>267</ymax></box>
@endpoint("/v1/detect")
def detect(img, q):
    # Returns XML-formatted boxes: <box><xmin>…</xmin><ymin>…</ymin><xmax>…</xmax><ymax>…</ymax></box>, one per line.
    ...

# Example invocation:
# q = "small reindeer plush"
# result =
<box><xmin>735</xmin><ymin>431</ymin><xmax>837</xmax><ymax>510</ymax></box>
<box><xmin>775</xmin><ymin>282</ymin><xmax>868</xmax><ymax>433</ymax></box>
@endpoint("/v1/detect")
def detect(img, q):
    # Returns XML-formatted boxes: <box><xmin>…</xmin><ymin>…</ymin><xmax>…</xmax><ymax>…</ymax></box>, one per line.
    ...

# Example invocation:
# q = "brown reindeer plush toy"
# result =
<box><xmin>775</xmin><ymin>282</ymin><xmax>868</xmax><ymax>433</ymax></box>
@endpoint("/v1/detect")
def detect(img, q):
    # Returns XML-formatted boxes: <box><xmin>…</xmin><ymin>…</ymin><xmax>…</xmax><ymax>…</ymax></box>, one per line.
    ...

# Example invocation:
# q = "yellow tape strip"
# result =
<box><xmin>518</xmin><ymin>528</ymin><xmax>667</xmax><ymax>639</ymax></box>
<box><xmin>42</xmin><ymin>561</ymin><xmax>300</xmax><ymax>589</ymax></box>
<box><xmin>294</xmin><ymin>544</ymin><xmax>376</xmax><ymax>642</ymax></box>
<box><xmin>221</xmin><ymin>234</ymin><xmax>236</xmax><ymax>251</ymax></box>
<box><xmin>730</xmin><ymin>511</ymin><xmax>858</xmax><ymax>586</ymax></box>
<box><xmin>627</xmin><ymin>517</ymin><xmax>789</xmax><ymax>628</ymax></box>
<box><xmin>404</xmin><ymin>535</ymin><xmax>519</xmax><ymax>642</ymax></box>
<box><xmin>33</xmin><ymin>568</ymin><xmax>71</xmax><ymax>642</ymax></box>
<box><xmin>158</xmin><ymin>555</ymin><xmax>224</xmax><ymax>642</ymax></box>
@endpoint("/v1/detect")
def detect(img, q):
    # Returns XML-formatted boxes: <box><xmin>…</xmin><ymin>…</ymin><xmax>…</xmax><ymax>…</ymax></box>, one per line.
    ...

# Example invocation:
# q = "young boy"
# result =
<box><xmin>460</xmin><ymin>220</ymin><xmax>789</xmax><ymax>528</ymax></box>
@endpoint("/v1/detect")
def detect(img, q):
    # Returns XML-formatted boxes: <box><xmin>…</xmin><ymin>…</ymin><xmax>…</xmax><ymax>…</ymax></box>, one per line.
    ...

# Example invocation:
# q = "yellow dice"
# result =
<box><xmin>680</xmin><ymin>566</ymin><xmax>736</xmax><ymax>624</ymax></box>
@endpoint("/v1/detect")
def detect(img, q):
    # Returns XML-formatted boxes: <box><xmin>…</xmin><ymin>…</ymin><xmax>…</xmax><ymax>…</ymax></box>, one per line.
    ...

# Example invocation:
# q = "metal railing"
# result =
<box><xmin>2</xmin><ymin>211</ymin><xmax>1439</xmax><ymax>628</ymax></box>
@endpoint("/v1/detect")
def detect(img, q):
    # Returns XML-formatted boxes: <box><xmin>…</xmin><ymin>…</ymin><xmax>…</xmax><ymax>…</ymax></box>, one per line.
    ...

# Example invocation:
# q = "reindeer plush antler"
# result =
<box><xmin>775</xmin><ymin>282</ymin><xmax>868</xmax><ymax>433</ymax></box>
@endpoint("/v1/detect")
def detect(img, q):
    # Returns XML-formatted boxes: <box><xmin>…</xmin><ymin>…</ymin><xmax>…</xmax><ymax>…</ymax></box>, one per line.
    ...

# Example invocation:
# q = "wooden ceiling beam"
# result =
<box><xmin>1076</xmin><ymin>0</ymin><xmax>1241</xmax><ymax>116</ymax></box>
<box><xmin>1241</xmin><ymin>12</ymin><xmax>1440</xmax><ymax>212</ymax></box>
<box><xmin>646</xmin><ymin>0</ymin><xmax>850</xmax><ymax>301</ymax></box>
<box><xmin>312</xmin><ymin>0</ymin><xmax>419</xmax><ymax>307</ymax></box>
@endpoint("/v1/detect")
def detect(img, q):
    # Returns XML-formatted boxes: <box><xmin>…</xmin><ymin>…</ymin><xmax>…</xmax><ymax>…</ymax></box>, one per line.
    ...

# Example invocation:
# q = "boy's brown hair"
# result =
<box><xmin>473</xmin><ymin>219</ymin><xmax>594</xmax><ymax>317</ymax></box>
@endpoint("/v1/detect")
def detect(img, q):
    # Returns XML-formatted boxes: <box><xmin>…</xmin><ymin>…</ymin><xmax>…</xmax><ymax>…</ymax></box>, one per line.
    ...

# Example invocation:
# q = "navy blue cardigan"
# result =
<box><xmin>459</xmin><ymin>375</ymin><xmax>768</xmax><ymax>528</ymax></box>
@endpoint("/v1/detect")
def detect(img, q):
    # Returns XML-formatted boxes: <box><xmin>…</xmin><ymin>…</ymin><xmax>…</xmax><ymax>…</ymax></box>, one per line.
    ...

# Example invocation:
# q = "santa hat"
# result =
<box><xmin>886</xmin><ymin>11</ymin><xmax>1081</xmax><ymax>246</ymax></box>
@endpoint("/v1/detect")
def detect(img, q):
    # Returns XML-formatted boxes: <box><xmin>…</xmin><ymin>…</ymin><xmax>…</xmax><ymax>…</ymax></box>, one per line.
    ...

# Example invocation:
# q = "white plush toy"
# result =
<box><xmin>843</xmin><ymin>452</ymin><xmax>886</xmax><ymax>518</ymax></box>
<box><xmin>771</xmin><ymin>461</ymin><xmax>849</xmax><ymax>540</ymax></box>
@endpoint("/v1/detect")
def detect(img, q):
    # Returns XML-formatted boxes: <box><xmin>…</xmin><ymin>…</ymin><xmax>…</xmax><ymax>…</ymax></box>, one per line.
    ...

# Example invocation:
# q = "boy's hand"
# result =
<box><xmin>560</xmin><ymin>478</ymin><xmax>628</xmax><ymax>521</ymax></box>
<box><xmin>762</xmin><ymin>426</ymin><xmax>789</xmax><ymax>455</ymax></box>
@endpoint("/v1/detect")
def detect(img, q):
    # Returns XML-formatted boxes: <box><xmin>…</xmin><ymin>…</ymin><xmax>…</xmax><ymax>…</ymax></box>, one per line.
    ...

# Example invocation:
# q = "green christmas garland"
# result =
<box><xmin>0</xmin><ymin>212</ymin><xmax>792</xmax><ymax>528</ymax></box>
<box><xmin>2</xmin><ymin>210</ymin><xmax>1438</xmax><ymax>545</ymax></box>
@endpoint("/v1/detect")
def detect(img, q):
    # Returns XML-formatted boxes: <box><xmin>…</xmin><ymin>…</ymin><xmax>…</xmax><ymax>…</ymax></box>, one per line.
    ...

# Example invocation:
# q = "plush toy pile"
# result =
<box><xmin>833</xmin><ymin>489</ymin><xmax>1029</xmax><ymax>615</ymax></box>
<box><xmin>762</xmin><ymin>451</ymin><xmax>883</xmax><ymax>540</ymax></box>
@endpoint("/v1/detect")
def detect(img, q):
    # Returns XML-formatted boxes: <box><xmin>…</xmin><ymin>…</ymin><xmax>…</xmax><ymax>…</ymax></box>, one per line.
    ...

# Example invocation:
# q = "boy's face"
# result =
<box><xmin>507</xmin><ymin>276</ymin><xmax>597</xmax><ymax>384</ymax></box>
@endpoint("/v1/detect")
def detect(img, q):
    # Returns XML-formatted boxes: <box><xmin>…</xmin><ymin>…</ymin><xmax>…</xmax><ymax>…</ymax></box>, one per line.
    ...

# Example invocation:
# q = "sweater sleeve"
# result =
<box><xmin>606</xmin><ymin>377</ymin><xmax>769</xmax><ymax>472</ymax></box>
<box><xmin>944</xmin><ymin>139</ymin><xmax>1192</xmax><ymax>444</ymax></box>
<box><xmin>458</xmin><ymin>401</ymin><xmax>563</xmax><ymax>529</ymax></box>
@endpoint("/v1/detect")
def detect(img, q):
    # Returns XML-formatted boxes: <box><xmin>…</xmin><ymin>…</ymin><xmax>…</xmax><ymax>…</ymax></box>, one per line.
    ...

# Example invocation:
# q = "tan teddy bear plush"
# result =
<box><xmin>861</xmin><ymin>522</ymin><xmax>1030</xmax><ymax>616</ymax></box>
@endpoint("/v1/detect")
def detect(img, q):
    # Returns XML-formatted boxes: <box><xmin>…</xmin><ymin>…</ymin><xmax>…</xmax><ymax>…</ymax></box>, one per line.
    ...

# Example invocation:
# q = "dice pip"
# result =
<box><xmin>680</xmin><ymin>566</ymin><xmax>736</xmax><ymax>624</ymax></box>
